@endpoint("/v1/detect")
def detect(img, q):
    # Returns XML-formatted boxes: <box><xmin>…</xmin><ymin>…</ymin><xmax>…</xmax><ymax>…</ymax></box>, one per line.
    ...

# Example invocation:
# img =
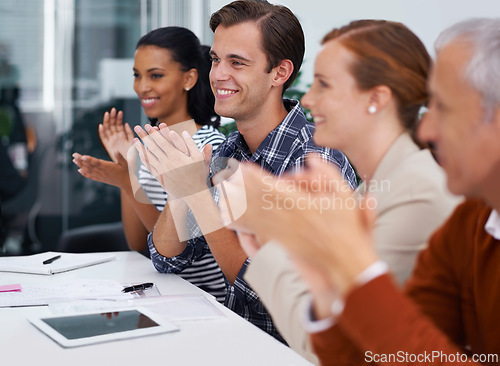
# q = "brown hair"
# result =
<box><xmin>210</xmin><ymin>0</ymin><xmax>305</xmax><ymax>93</ymax></box>
<box><xmin>323</xmin><ymin>20</ymin><xmax>430</xmax><ymax>136</ymax></box>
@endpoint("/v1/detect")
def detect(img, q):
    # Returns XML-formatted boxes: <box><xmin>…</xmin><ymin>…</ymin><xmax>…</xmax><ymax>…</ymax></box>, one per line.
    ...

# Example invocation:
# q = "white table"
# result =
<box><xmin>0</xmin><ymin>252</ymin><xmax>312</xmax><ymax>366</ymax></box>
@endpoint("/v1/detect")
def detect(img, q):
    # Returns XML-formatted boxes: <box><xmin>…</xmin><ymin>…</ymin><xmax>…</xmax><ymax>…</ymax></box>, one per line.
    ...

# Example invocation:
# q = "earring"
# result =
<box><xmin>185</xmin><ymin>87</ymin><xmax>190</xmax><ymax>91</ymax></box>
<box><xmin>368</xmin><ymin>105</ymin><xmax>377</xmax><ymax>114</ymax></box>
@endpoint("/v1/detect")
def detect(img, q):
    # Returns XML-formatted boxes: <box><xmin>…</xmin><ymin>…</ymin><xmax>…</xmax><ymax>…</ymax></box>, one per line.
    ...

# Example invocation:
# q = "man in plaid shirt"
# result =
<box><xmin>134</xmin><ymin>0</ymin><xmax>356</xmax><ymax>343</ymax></box>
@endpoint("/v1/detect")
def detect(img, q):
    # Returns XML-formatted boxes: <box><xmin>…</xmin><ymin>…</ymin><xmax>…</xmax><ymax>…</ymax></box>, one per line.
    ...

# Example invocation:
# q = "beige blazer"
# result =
<box><xmin>245</xmin><ymin>133</ymin><xmax>462</xmax><ymax>364</ymax></box>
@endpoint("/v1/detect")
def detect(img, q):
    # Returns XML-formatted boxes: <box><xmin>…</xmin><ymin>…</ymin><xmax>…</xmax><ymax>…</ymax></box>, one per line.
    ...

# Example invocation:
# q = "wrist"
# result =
<box><xmin>183</xmin><ymin>189</ymin><xmax>224</xmax><ymax>236</ymax></box>
<box><xmin>303</xmin><ymin>295</ymin><xmax>341</xmax><ymax>334</ymax></box>
<box><xmin>108</xmin><ymin>174</ymin><xmax>129</xmax><ymax>190</ymax></box>
<box><xmin>311</xmin><ymin>291</ymin><xmax>338</xmax><ymax>320</ymax></box>
<box><xmin>332</xmin><ymin>258</ymin><xmax>387</xmax><ymax>298</ymax></box>
<box><xmin>119</xmin><ymin>176</ymin><xmax>134</xmax><ymax>196</ymax></box>
<box><xmin>183</xmin><ymin>189</ymin><xmax>215</xmax><ymax>212</ymax></box>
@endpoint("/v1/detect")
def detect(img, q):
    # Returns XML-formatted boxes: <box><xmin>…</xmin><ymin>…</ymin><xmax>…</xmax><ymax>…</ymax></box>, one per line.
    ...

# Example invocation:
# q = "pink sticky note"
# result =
<box><xmin>0</xmin><ymin>284</ymin><xmax>22</xmax><ymax>292</ymax></box>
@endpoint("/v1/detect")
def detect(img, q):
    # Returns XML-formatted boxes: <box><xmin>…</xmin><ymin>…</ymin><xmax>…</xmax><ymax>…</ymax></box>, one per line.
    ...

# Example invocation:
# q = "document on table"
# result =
<box><xmin>0</xmin><ymin>279</ymin><xmax>134</xmax><ymax>307</ymax></box>
<box><xmin>49</xmin><ymin>295</ymin><xmax>226</xmax><ymax>322</ymax></box>
<box><xmin>0</xmin><ymin>251</ymin><xmax>115</xmax><ymax>275</ymax></box>
<box><xmin>135</xmin><ymin>295</ymin><xmax>226</xmax><ymax>322</ymax></box>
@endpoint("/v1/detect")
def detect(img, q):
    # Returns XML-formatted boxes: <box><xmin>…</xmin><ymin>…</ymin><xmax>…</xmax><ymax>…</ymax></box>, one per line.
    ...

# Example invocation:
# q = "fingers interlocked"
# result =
<box><xmin>133</xmin><ymin>124</ymin><xmax>210</xmax><ymax>200</ymax></box>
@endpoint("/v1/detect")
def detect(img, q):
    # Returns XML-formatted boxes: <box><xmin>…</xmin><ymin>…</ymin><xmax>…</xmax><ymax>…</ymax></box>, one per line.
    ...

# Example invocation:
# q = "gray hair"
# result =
<box><xmin>435</xmin><ymin>18</ymin><xmax>500</xmax><ymax>121</ymax></box>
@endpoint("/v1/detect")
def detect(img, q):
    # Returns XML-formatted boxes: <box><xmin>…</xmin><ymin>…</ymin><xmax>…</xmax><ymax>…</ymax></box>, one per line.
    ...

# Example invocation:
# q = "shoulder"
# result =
<box><xmin>444</xmin><ymin>199</ymin><xmax>492</xmax><ymax>233</ymax></box>
<box><xmin>211</xmin><ymin>130</ymin><xmax>240</xmax><ymax>158</ymax></box>
<box><xmin>382</xmin><ymin>149</ymin><xmax>455</xmax><ymax>204</ymax></box>
<box><xmin>426</xmin><ymin>198</ymin><xmax>492</xmax><ymax>258</ymax></box>
<box><xmin>288</xmin><ymin>117</ymin><xmax>347</xmax><ymax>164</ymax></box>
<box><xmin>282</xmin><ymin>120</ymin><xmax>357</xmax><ymax>187</ymax></box>
<box><xmin>376</xmin><ymin>136</ymin><xmax>444</xmax><ymax>186</ymax></box>
<box><xmin>391</xmin><ymin>148</ymin><xmax>442</xmax><ymax>179</ymax></box>
<box><xmin>290</xmin><ymin>124</ymin><xmax>356</xmax><ymax>183</ymax></box>
<box><xmin>415</xmin><ymin>199</ymin><xmax>492</xmax><ymax>281</ymax></box>
<box><xmin>372</xmin><ymin>148</ymin><xmax>462</xmax><ymax>216</ymax></box>
<box><xmin>387</xmin><ymin>149</ymin><xmax>443</xmax><ymax>185</ymax></box>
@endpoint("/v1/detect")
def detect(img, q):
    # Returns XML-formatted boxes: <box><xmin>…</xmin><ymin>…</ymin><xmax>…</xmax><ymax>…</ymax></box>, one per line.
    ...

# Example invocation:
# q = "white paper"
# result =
<box><xmin>134</xmin><ymin>295</ymin><xmax>225</xmax><ymax>322</ymax></box>
<box><xmin>0</xmin><ymin>279</ymin><xmax>134</xmax><ymax>307</ymax></box>
<box><xmin>0</xmin><ymin>251</ymin><xmax>115</xmax><ymax>275</ymax></box>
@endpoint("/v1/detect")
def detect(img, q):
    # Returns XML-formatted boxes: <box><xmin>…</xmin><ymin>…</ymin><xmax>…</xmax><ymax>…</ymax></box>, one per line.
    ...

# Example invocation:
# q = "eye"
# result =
<box><xmin>151</xmin><ymin>73</ymin><xmax>164</xmax><ymax>79</ymax></box>
<box><xmin>210</xmin><ymin>57</ymin><xmax>220</xmax><ymax>64</ymax></box>
<box><xmin>429</xmin><ymin>97</ymin><xmax>444</xmax><ymax>112</ymax></box>
<box><xmin>318</xmin><ymin>79</ymin><xmax>329</xmax><ymax>88</ymax></box>
<box><xmin>133</xmin><ymin>72</ymin><xmax>140</xmax><ymax>78</ymax></box>
<box><xmin>231</xmin><ymin>60</ymin><xmax>245</xmax><ymax>67</ymax></box>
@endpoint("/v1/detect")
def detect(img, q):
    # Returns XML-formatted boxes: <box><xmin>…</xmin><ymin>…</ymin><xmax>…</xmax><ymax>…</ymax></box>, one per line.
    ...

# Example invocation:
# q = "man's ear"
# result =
<box><xmin>184</xmin><ymin>68</ymin><xmax>199</xmax><ymax>91</ymax></box>
<box><xmin>271</xmin><ymin>59</ymin><xmax>294</xmax><ymax>88</ymax></box>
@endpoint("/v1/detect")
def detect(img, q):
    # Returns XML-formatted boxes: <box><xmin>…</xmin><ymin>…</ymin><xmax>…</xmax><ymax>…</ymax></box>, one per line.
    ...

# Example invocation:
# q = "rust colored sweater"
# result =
<box><xmin>311</xmin><ymin>199</ymin><xmax>500</xmax><ymax>365</ymax></box>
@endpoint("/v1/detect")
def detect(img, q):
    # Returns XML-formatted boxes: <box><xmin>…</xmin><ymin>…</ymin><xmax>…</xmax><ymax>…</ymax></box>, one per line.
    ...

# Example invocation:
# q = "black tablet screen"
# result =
<box><xmin>42</xmin><ymin>310</ymin><xmax>159</xmax><ymax>340</ymax></box>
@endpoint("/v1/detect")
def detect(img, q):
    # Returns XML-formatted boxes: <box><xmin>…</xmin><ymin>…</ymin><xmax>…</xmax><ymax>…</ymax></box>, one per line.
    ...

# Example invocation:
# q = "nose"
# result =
<box><xmin>301</xmin><ymin>89</ymin><xmax>313</xmax><ymax>110</ymax></box>
<box><xmin>134</xmin><ymin>77</ymin><xmax>151</xmax><ymax>95</ymax></box>
<box><xmin>210</xmin><ymin>62</ymin><xmax>230</xmax><ymax>83</ymax></box>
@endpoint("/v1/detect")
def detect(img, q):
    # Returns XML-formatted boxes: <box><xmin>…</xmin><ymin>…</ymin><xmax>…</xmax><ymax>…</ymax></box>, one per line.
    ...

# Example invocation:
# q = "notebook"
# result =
<box><xmin>0</xmin><ymin>251</ymin><xmax>116</xmax><ymax>275</ymax></box>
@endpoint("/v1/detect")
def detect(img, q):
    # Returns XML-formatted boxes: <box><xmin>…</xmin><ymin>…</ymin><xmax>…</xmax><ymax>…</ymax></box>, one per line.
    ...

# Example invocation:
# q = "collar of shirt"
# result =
<box><xmin>356</xmin><ymin>133</ymin><xmax>419</xmax><ymax>197</ymax></box>
<box><xmin>252</xmin><ymin>99</ymin><xmax>308</xmax><ymax>173</ymax></box>
<box><xmin>219</xmin><ymin>99</ymin><xmax>308</xmax><ymax>174</ymax></box>
<box><xmin>485</xmin><ymin>209</ymin><xmax>500</xmax><ymax>240</ymax></box>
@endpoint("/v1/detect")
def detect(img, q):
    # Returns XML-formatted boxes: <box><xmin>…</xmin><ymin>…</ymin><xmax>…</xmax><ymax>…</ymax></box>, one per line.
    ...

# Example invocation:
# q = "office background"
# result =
<box><xmin>0</xmin><ymin>0</ymin><xmax>497</xmax><ymax>255</ymax></box>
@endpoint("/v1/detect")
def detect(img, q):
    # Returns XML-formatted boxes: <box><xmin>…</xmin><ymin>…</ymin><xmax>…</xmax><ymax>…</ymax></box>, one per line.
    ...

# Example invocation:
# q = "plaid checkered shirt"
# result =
<box><xmin>148</xmin><ymin>99</ymin><xmax>357</xmax><ymax>343</ymax></box>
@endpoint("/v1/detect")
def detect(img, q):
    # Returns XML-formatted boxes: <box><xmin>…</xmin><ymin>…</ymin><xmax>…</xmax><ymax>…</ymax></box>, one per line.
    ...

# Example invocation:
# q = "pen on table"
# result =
<box><xmin>122</xmin><ymin>282</ymin><xmax>154</xmax><ymax>293</ymax></box>
<box><xmin>42</xmin><ymin>255</ymin><xmax>61</xmax><ymax>265</ymax></box>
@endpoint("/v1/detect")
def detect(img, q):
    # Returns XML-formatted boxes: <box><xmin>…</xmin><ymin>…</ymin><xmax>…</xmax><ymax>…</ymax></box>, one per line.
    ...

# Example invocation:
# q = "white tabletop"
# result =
<box><xmin>0</xmin><ymin>251</ymin><xmax>312</xmax><ymax>366</ymax></box>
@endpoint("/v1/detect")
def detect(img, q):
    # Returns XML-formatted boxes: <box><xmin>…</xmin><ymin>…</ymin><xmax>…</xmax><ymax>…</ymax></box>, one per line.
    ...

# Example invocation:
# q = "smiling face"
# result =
<box><xmin>209</xmin><ymin>22</ymin><xmax>277</xmax><ymax>124</ymax></box>
<box><xmin>133</xmin><ymin>45</ymin><xmax>192</xmax><ymax>124</ymax></box>
<box><xmin>301</xmin><ymin>40</ymin><xmax>371</xmax><ymax>151</ymax></box>
<box><xmin>418</xmin><ymin>40</ymin><xmax>500</xmax><ymax>198</ymax></box>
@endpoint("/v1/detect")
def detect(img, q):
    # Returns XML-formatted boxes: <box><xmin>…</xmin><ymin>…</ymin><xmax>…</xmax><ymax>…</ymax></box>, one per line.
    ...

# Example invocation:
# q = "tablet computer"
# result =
<box><xmin>29</xmin><ymin>308</ymin><xmax>178</xmax><ymax>348</ymax></box>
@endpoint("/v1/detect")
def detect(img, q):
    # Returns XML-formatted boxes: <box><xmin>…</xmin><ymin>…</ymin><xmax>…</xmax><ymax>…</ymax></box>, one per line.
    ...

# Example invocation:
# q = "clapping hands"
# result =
<box><xmin>133</xmin><ymin>123</ymin><xmax>212</xmax><ymax>200</ymax></box>
<box><xmin>99</xmin><ymin>108</ymin><xmax>135</xmax><ymax>163</ymax></box>
<box><xmin>73</xmin><ymin>108</ymin><xmax>135</xmax><ymax>190</ymax></box>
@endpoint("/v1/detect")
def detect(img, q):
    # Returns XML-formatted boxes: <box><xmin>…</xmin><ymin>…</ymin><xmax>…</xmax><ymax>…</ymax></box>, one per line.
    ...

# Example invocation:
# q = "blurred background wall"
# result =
<box><xmin>0</xmin><ymin>0</ymin><xmax>498</xmax><ymax>255</ymax></box>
